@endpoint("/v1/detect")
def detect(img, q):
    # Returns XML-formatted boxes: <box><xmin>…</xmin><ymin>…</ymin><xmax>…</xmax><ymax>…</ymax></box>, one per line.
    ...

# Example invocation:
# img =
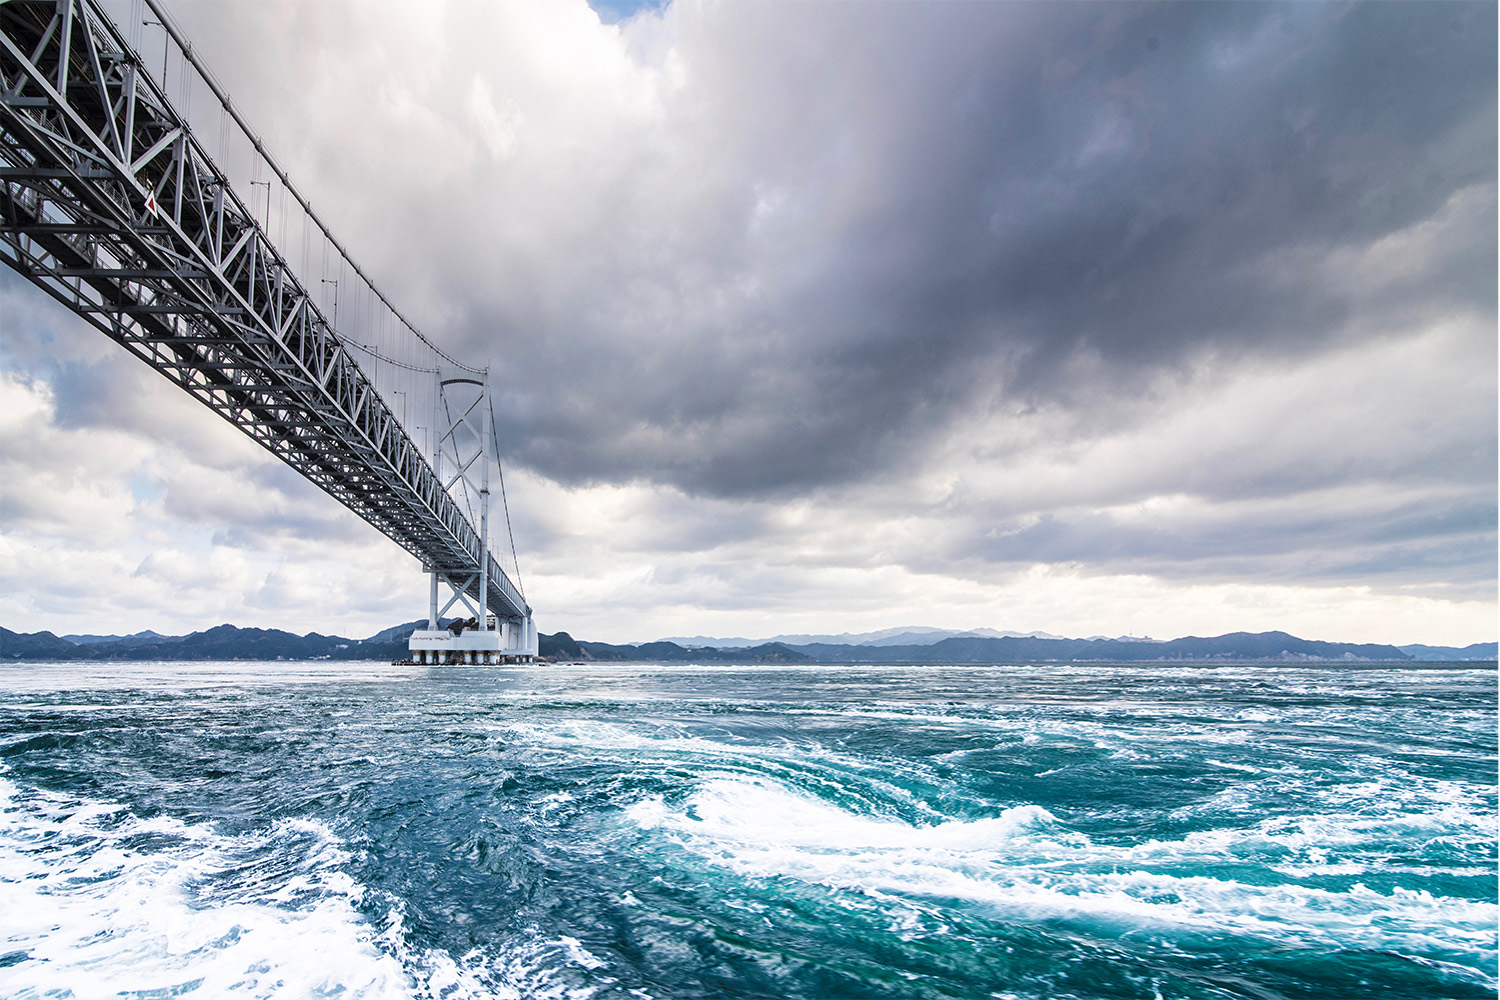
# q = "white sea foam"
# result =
<box><xmin>0</xmin><ymin>776</ymin><xmax>412</xmax><ymax>999</ymax></box>
<box><xmin>389</xmin><ymin>918</ymin><xmax>607</xmax><ymax>1000</ymax></box>
<box><xmin>629</xmin><ymin>778</ymin><xmax>1077</xmax><ymax>855</ymax></box>
<box><xmin>507</xmin><ymin>708</ymin><xmax>1495</xmax><ymax>977</ymax></box>
<box><xmin>624</xmin><ymin>774</ymin><xmax>1498</xmax><ymax>974</ymax></box>
<box><xmin>0</xmin><ymin>776</ymin><xmax>608</xmax><ymax>1000</ymax></box>
<box><xmin>496</xmin><ymin>718</ymin><xmax>956</xmax><ymax>822</ymax></box>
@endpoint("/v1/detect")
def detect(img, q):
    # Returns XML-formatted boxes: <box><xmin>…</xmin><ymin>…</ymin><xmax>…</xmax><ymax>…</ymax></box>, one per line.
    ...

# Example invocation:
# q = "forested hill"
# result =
<box><xmin>0</xmin><ymin>623</ymin><xmax>411</xmax><ymax>662</ymax></box>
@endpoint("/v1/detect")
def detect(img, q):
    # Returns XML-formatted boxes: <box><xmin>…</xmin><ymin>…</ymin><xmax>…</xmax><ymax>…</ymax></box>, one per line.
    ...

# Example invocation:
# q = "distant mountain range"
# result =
<box><xmin>1</xmin><ymin>623</ymin><xmax>417</xmax><ymax>662</ymax></box>
<box><xmin>658</xmin><ymin>626</ymin><xmax>1069</xmax><ymax>647</ymax></box>
<box><xmin>1394</xmin><ymin>643</ymin><xmax>1500</xmax><ymax>661</ymax></box>
<box><xmin>551</xmin><ymin>631</ymin><xmax>1493</xmax><ymax>664</ymax></box>
<box><xmin>60</xmin><ymin>629</ymin><xmax>169</xmax><ymax>646</ymax></box>
<box><xmin>4</xmin><ymin>623</ymin><xmax>1493</xmax><ymax>664</ymax></box>
<box><xmin>653</xmin><ymin>627</ymin><xmax>1495</xmax><ymax>662</ymax></box>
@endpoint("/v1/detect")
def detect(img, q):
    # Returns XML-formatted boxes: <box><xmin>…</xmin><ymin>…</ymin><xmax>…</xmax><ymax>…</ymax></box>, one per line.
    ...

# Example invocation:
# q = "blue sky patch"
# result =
<box><xmin>588</xmin><ymin>0</ymin><xmax>670</xmax><ymax>26</ymax></box>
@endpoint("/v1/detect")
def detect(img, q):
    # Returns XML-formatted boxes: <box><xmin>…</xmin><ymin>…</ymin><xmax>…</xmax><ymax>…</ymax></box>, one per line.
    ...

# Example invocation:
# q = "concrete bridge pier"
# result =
<box><xmin>408</xmin><ymin>615</ymin><xmax>538</xmax><ymax>665</ymax></box>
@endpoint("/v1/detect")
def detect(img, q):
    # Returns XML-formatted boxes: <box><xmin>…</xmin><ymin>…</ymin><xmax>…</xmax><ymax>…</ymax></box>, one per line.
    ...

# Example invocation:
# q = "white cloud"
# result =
<box><xmin>0</xmin><ymin>340</ymin><xmax>426</xmax><ymax>638</ymax></box>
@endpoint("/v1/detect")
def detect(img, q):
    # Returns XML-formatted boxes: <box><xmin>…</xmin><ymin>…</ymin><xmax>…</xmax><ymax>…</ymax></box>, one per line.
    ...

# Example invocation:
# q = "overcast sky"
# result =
<box><xmin>1</xmin><ymin>0</ymin><xmax>1494</xmax><ymax>645</ymax></box>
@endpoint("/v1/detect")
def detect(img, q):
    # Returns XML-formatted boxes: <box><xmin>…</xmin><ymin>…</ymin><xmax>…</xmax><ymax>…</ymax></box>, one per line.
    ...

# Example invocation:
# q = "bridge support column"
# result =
<box><xmin>523</xmin><ymin>616</ymin><xmax>538</xmax><ymax>659</ymax></box>
<box><xmin>478</xmin><ymin>369</ymin><xmax>491</xmax><ymax>638</ymax></box>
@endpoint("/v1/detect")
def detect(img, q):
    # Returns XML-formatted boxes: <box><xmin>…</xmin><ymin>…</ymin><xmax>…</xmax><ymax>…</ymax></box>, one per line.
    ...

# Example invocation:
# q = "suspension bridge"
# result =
<box><xmin>0</xmin><ymin>0</ymin><xmax>536</xmax><ymax>662</ymax></box>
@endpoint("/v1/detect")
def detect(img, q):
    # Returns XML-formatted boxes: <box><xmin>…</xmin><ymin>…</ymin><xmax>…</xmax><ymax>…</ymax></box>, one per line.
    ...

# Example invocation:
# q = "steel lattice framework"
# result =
<box><xmin>0</xmin><ymin>0</ymin><xmax>529</xmax><ymax>623</ymax></box>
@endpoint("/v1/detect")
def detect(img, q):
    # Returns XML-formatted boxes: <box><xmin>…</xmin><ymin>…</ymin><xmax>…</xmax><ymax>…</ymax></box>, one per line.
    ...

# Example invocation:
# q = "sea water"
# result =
<box><xmin>0</xmin><ymin>660</ymin><xmax>1493</xmax><ymax>999</ymax></box>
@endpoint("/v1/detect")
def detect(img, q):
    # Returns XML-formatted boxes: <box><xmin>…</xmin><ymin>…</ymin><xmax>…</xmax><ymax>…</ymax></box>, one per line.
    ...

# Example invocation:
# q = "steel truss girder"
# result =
<box><xmin>0</xmin><ymin>0</ymin><xmax>527</xmax><ymax>621</ymax></box>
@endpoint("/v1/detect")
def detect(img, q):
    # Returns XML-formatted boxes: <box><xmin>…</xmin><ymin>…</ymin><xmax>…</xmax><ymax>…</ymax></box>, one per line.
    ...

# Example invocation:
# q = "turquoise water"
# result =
<box><xmin>0</xmin><ymin>660</ymin><xmax>1494</xmax><ymax>999</ymax></box>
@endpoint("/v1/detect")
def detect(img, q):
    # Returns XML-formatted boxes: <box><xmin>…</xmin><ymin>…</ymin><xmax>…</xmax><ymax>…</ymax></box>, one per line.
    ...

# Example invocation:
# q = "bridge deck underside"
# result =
<box><xmin>0</xmin><ymin>0</ymin><xmax>527</xmax><ymax>621</ymax></box>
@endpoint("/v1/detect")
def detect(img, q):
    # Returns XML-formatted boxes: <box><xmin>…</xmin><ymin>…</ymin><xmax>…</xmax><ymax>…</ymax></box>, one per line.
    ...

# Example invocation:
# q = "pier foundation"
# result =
<box><xmin>408</xmin><ymin>617</ymin><xmax>538</xmax><ymax>665</ymax></box>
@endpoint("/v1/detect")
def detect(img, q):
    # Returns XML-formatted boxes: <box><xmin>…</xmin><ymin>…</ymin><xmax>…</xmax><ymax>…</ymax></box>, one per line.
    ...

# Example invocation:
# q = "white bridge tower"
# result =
<box><xmin>407</xmin><ymin>370</ymin><xmax>537</xmax><ymax>665</ymax></box>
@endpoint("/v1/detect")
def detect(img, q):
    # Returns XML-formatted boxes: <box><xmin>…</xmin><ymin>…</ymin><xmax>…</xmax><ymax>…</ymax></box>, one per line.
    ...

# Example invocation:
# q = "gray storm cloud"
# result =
<box><xmin>349</xmin><ymin>0</ymin><xmax>1493</xmax><ymax>500</ymax></box>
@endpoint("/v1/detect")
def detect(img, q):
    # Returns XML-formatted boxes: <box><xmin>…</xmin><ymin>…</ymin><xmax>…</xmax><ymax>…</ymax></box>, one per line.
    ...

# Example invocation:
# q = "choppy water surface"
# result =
<box><xmin>0</xmin><ymin>660</ymin><xmax>1493</xmax><ymax>999</ymax></box>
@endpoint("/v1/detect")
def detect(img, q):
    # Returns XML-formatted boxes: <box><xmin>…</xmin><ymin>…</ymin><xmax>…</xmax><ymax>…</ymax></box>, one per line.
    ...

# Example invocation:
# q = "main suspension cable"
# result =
<box><xmin>490</xmin><ymin>399</ymin><xmax>525</xmax><ymax>602</ymax></box>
